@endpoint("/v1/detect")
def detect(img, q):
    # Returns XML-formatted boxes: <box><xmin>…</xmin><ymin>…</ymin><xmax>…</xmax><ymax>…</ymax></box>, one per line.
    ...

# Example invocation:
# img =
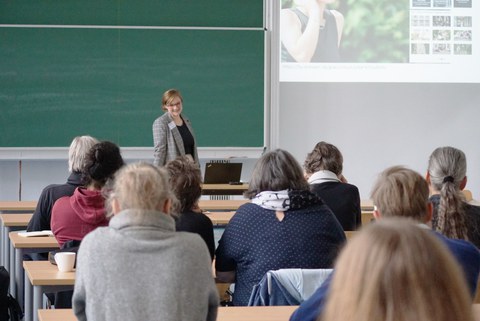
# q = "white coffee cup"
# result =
<box><xmin>55</xmin><ymin>252</ymin><xmax>76</xmax><ymax>272</ymax></box>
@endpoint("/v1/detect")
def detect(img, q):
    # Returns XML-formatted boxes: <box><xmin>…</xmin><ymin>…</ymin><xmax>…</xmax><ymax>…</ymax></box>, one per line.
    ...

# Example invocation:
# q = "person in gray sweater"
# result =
<box><xmin>73</xmin><ymin>162</ymin><xmax>218</xmax><ymax>321</ymax></box>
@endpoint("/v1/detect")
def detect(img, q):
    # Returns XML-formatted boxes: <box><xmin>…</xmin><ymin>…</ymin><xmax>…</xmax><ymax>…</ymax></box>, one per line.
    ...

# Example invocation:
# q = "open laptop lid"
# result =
<box><xmin>204</xmin><ymin>162</ymin><xmax>242</xmax><ymax>184</ymax></box>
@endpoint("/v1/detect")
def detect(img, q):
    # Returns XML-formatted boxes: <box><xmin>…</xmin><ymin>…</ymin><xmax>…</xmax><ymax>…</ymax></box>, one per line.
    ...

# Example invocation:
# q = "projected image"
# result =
<box><xmin>280</xmin><ymin>0</ymin><xmax>409</xmax><ymax>63</ymax></box>
<box><xmin>279</xmin><ymin>0</ymin><xmax>479</xmax><ymax>82</ymax></box>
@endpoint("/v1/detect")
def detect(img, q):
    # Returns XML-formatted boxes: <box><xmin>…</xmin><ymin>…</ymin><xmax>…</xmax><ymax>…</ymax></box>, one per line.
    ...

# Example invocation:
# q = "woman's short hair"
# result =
<box><xmin>322</xmin><ymin>218</ymin><xmax>473</xmax><ymax>321</ymax></box>
<box><xmin>161</xmin><ymin>88</ymin><xmax>183</xmax><ymax>111</ymax></box>
<box><xmin>245</xmin><ymin>149</ymin><xmax>309</xmax><ymax>199</ymax></box>
<box><xmin>82</xmin><ymin>141</ymin><xmax>125</xmax><ymax>188</ymax></box>
<box><xmin>370</xmin><ymin>166</ymin><xmax>429</xmax><ymax>221</ymax></box>
<box><xmin>428</xmin><ymin>146</ymin><xmax>468</xmax><ymax>239</ymax></box>
<box><xmin>303</xmin><ymin>141</ymin><xmax>343</xmax><ymax>175</ymax></box>
<box><xmin>68</xmin><ymin>136</ymin><xmax>99</xmax><ymax>173</ymax></box>
<box><xmin>111</xmin><ymin>162</ymin><xmax>175</xmax><ymax>213</ymax></box>
<box><xmin>165</xmin><ymin>156</ymin><xmax>202</xmax><ymax>213</ymax></box>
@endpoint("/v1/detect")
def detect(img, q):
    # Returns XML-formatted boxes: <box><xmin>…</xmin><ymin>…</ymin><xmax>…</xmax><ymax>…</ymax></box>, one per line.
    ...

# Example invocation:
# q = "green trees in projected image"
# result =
<box><xmin>281</xmin><ymin>0</ymin><xmax>410</xmax><ymax>63</ymax></box>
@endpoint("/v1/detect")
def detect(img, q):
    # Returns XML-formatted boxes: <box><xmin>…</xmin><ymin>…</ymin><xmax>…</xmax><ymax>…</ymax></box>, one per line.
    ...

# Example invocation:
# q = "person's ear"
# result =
<box><xmin>425</xmin><ymin>202</ymin><xmax>433</xmax><ymax>224</ymax></box>
<box><xmin>162</xmin><ymin>198</ymin><xmax>172</xmax><ymax>215</ymax></box>
<box><xmin>425</xmin><ymin>171</ymin><xmax>431</xmax><ymax>184</ymax></box>
<box><xmin>112</xmin><ymin>198</ymin><xmax>121</xmax><ymax>215</ymax></box>
<box><xmin>460</xmin><ymin>176</ymin><xmax>467</xmax><ymax>190</ymax></box>
<box><xmin>373</xmin><ymin>207</ymin><xmax>381</xmax><ymax>220</ymax></box>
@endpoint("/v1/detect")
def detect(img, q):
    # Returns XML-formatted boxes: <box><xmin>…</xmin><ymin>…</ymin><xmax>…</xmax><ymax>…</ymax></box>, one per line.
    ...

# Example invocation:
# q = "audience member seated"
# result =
<box><xmin>290</xmin><ymin>166</ymin><xmax>480</xmax><ymax>321</ymax></box>
<box><xmin>215</xmin><ymin>149</ymin><xmax>345</xmax><ymax>306</ymax></box>
<box><xmin>321</xmin><ymin>219</ymin><xmax>474</xmax><ymax>321</ymax></box>
<box><xmin>27</xmin><ymin>135</ymin><xmax>98</xmax><ymax>232</ymax></box>
<box><xmin>51</xmin><ymin>141</ymin><xmax>124</xmax><ymax>247</ymax></box>
<box><xmin>73</xmin><ymin>162</ymin><xmax>218</xmax><ymax>321</ymax></box>
<box><xmin>427</xmin><ymin>146</ymin><xmax>480</xmax><ymax>248</ymax></box>
<box><xmin>303</xmin><ymin>141</ymin><xmax>361</xmax><ymax>230</ymax></box>
<box><xmin>165</xmin><ymin>156</ymin><xmax>215</xmax><ymax>260</ymax></box>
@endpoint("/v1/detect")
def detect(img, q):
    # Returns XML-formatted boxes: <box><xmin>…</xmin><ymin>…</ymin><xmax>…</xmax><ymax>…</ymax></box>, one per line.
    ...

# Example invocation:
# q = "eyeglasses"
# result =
<box><xmin>166</xmin><ymin>101</ymin><xmax>182</xmax><ymax>108</ymax></box>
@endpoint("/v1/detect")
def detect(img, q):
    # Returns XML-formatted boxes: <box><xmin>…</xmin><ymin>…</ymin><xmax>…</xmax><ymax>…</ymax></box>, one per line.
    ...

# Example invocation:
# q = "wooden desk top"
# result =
<box><xmin>38</xmin><ymin>306</ymin><xmax>298</xmax><ymax>321</ymax></box>
<box><xmin>360</xmin><ymin>199</ymin><xmax>374</xmax><ymax>211</ymax></box>
<box><xmin>37</xmin><ymin>304</ymin><xmax>480</xmax><ymax>321</ymax></box>
<box><xmin>202</xmin><ymin>184</ymin><xmax>249</xmax><ymax>191</ymax></box>
<box><xmin>24</xmin><ymin>261</ymin><xmax>75</xmax><ymax>286</ymax></box>
<box><xmin>198</xmin><ymin>199</ymin><xmax>249</xmax><ymax>211</ymax></box>
<box><xmin>0</xmin><ymin>201</ymin><xmax>37</xmax><ymax>211</ymax></box>
<box><xmin>9</xmin><ymin>231</ymin><xmax>59</xmax><ymax>249</ymax></box>
<box><xmin>205</xmin><ymin>211</ymin><xmax>235</xmax><ymax>225</ymax></box>
<box><xmin>0</xmin><ymin>213</ymin><xmax>33</xmax><ymax>227</ymax></box>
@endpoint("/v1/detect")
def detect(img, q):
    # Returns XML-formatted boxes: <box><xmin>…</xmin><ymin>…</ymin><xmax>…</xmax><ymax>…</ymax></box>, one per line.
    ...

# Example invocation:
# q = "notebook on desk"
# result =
<box><xmin>204</xmin><ymin>162</ymin><xmax>243</xmax><ymax>184</ymax></box>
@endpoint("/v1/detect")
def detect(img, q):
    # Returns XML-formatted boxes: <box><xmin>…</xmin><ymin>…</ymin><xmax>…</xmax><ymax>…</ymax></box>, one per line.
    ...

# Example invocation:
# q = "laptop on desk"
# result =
<box><xmin>203</xmin><ymin>162</ymin><xmax>243</xmax><ymax>184</ymax></box>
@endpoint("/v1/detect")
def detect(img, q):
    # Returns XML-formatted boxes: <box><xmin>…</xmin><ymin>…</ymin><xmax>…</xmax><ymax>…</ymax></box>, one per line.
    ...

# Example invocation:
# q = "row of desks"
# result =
<box><xmin>36</xmin><ymin>305</ymin><xmax>480</xmax><ymax>321</ymax></box>
<box><xmin>37</xmin><ymin>306</ymin><xmax>299</xmax><ymax>321</ymax></box>
<box><xmin>0</xmin><ymin>198</ymin><xmax>376</xmax><ymax>213</ymax></box>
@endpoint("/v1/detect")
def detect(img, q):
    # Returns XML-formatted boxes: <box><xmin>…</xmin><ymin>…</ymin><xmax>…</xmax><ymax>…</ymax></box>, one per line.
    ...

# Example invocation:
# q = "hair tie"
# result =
<box><xmin>443</xmin><ymin>176</ymin><xmax>454</xmax><ymax>183</ymax></box>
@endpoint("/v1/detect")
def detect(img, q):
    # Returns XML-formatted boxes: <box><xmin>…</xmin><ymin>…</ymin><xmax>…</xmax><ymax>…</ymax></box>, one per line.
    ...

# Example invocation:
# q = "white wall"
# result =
<box><xmin>278</xmin><ymin>82</ymin><xmax>480</xmax><ymax>199</ymax></box>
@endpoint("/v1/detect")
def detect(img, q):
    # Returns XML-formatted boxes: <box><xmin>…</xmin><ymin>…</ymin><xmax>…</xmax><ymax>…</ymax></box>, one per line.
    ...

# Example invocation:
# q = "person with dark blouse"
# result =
<box><xmin>304</xmin><ymin>141</ymin><xmax>361</xmax><ymax>230</ymax></box>
<box><xmin>27</xmin><ymin>136</ymin><xmax>98</xmax><ymax>232</ymax></box>
<box><xmin>215</xmin><ymin>149</ymin><xmax>345</xmax><ymax>306</ymax></box>
<box><xmin>165</xmin><ymin>156</ymin><xmax>215</xmax><ymax>260</ymax></box>
<box><xmin>427</xmin><ymin>146</ymin><xmax>480</xmax><ymax>248</ymax></box>
<box><xmin>152</xmin><ymin>89</ymin><xmax>199</xmax><ymax>166</ymax></box>
<box><xmin>281</xmin><ymin>0</ymin><xmax>344</xmax><ymax>62</ymax></box>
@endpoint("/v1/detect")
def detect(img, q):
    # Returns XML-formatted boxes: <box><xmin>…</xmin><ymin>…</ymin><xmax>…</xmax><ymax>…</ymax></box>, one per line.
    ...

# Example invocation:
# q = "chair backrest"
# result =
<box><xmin>248</xmin><ymin>268</ymin><xmax>333</xmax><ymax>306</ymax></box>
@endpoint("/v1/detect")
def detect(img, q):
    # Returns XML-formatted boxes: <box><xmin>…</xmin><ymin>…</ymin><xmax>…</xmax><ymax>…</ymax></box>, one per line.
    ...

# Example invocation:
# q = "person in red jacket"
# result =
<box><xmin>51</xmin><ymin>141</ymin><xmax>125</xmax><ymax>247</ymax></box>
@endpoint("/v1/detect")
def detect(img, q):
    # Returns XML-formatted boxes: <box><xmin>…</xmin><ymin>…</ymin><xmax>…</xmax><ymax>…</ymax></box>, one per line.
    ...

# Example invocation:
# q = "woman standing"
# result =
<box><xmin>152</xmin><ymin>89</ymin><xmax>199</xmax><ymax>166</ymax></box>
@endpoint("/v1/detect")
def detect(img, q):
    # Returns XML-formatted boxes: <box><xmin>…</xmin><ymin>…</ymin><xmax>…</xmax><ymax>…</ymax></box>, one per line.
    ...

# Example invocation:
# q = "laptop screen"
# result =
<box><xmin>203</xmin><ymin>162</ymin><xmax>242</xmax><ymax>184</ymax></box>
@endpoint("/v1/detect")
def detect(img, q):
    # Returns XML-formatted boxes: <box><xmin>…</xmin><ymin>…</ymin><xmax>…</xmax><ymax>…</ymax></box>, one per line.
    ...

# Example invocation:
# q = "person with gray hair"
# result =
<box><xmin>427</xmin><ymin>146</ymin><xmax>480</xmax><ymax>248</ymax></box>
<box><xmin>73</xmin><ymin>162</ymin><xmax>218</xmax><ymax>321</ymax></box>
<box><xmin>27</xmin><ymin>135</ymin><xmax>99</xmax><ymax>232</ymax></box>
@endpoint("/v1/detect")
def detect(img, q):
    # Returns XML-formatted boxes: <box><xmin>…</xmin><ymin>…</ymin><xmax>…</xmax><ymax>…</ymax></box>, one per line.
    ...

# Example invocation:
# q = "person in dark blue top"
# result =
<box><xmin>281</xmin><ymin>0</ymin><xmax>344</xmax><ymax>62</ymax></box>
<box><xmin>215</xmin><ymin>149</ymin><xmax>345</xmax><ymax>306</ymax></box>
<box><xmin>290</xmin><ymin>166</ymin><xmax>480</xmax><ymax>321</ymax></box>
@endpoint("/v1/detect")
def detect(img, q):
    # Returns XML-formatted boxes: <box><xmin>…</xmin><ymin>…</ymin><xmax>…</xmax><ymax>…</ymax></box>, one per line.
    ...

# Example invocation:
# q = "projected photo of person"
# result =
<box><xmin>281</xmin><ymin>0</ymin><xmax>344</xmax><ymax>63</ymax></box>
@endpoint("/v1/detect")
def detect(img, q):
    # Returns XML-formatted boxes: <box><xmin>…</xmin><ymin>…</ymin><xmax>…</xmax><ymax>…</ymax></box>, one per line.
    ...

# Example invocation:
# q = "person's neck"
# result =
<box><xmin>297</xmin><ymin>3</ymin><xmax>325</xmax><ymax>19</ymax></box>
<box><xmin>170</xmin><ymin>114</ymin><xmax>183</xmax><ymax>125</ymax></box>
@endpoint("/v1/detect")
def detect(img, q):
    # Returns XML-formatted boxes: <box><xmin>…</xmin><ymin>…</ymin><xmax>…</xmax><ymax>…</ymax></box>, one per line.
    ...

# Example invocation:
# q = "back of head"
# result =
<box><xmin>428</xmin><ymin>146</ymin><xmax>467</xmax><ymax>239</ymax></box>
<box><xmin>68</xmin><ymin>136</ymin><xmax>99</xmax><ymax>173</ymax></box>
<box><xmin>245</xmin><ymin>149</ymin><xmax>309</xmax><ymax>199</ymax></box>
<box><xmin>322</xmin><ymin>218</ymin><xmax>473</xmax><ymax>321</ymax></box>
<box><xmin>82</xmin><ymin>141</ymin><xmax>125</xmax><ymax>188</ymax></box>
<box><xmin>112</xmin><ymin>162</ymin><xmax>173</xmax><ymax>212</ymax></box>
<box><xmin>165</xmin><ymin>156</ymin><xmax>202</xmax><ymax>213</ymax></box>
<box><xmin>370</xmin><ymin>166</ymin><xmax>429</xmax><ymax>221</ymax></box>
<box><xmin>303</xmin><ymin>141</ymin><xmax>343</xmax><ymax>176</ymax></box>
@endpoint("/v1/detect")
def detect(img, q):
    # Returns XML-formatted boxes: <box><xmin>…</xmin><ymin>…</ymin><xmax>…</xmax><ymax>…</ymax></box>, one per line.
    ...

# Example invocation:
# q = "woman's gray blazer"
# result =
<box><xmin>152</xmin><ymin>112</ymin><xmax>199</xmax><ymax>166</ymax></box>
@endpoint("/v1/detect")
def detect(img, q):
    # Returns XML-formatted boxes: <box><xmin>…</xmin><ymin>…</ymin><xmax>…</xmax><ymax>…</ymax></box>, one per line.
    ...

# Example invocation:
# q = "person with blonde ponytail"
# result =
<box><xmin>321</xmin><ymin>219</ymin><xmax>474</xmax><ymax>321</ymax></box>
<box><xmin>427</xmin><ymin>146</ymin><xmax>480</xmax><ymax>248</ymax></box>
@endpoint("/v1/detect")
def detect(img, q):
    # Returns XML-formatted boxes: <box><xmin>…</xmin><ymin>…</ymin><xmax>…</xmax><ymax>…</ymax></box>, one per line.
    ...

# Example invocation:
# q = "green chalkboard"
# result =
<box><xmin>0</xmin><ymin>2</ymin><xmax>264</xmax><ymax>148</ymax></box>
<box><xmin>0</xmin><ymin>0</ymin><xmax>264</xmax><ymax>28</ymax></box>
